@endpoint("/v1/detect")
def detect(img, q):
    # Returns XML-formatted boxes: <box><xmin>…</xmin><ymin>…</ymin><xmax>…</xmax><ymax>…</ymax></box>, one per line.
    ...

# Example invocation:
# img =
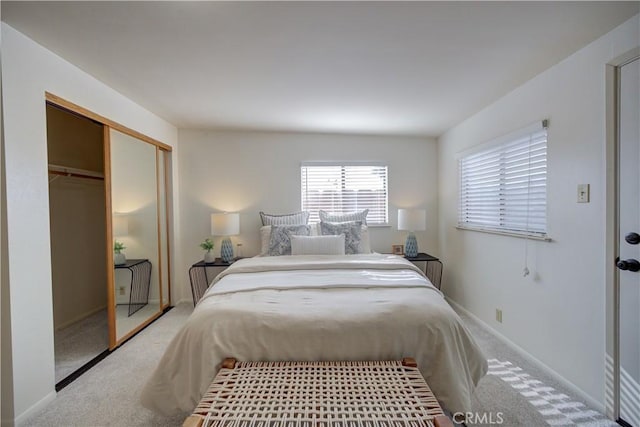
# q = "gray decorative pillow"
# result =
<box><xmin>320</xmin><ymin>221</ymin><xmax>363</xmax><ymax>254</ymax></box>
<box><xmin>260</xmin><ymin>211</ymin><xmax>309</xmax><ymax>226</ymax></box>
<box><xmin>319</xmin><ymin>209</ymin><xmax>369</xmax><ymax>225</ymax></box>
<box><xmin>268</xmin><ymin>225</ymin><xmax>311</xmax><ymax>256</ymax></box>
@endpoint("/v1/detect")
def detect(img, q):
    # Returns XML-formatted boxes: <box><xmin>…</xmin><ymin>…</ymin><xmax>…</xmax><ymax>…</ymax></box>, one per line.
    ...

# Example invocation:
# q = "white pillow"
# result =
<box><xmin>360</xmin><ymin>225</ymin><xmax>372</xmax><ymax>253</ymax></box>
<box><xmin>291</xmin><ymin>235</ymin><xmax>346</xmax><ymax>256</ymax></box>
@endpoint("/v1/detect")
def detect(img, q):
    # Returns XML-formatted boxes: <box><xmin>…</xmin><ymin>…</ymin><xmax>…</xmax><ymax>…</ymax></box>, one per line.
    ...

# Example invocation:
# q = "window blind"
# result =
<box><xmin>458</xmin><ymin>122</ymin><xmax>547</xmax><ymax>237</ymax></box>
<box><xmin>301</xmin><ymin>163</ymin><xmax>388</xmax><ymax>225</ymax></box>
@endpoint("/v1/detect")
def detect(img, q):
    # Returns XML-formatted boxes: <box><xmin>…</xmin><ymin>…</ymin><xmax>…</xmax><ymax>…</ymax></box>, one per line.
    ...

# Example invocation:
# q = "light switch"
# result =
<box><xmin>577</xmin><ymin>184</ymin><xmax>590</xmax><ymax>203</ymax></box>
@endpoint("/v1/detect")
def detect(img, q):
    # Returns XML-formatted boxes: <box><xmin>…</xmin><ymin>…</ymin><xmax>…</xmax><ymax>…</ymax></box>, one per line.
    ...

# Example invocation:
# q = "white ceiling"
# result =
<box><xmin>2</xmin><ymin>2</ymin><xmax>638</xmax><ymax>137</ymax></box>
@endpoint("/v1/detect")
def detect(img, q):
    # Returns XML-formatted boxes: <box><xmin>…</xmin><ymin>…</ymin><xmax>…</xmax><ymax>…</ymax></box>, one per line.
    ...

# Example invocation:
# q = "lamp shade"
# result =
<box><xmin>113</xmin><ymin>214</ymin><xmax>129</xmax><ymax>237</ymax></box>
<box><xmin>211</xmin><ymin>212</ymin><xmax>240</xmax><ymax>236</ymax></box>
<box><xmin>397</xmin><ymin>209</ymin><xmax>426</xmax><ymax>232</ymax></box>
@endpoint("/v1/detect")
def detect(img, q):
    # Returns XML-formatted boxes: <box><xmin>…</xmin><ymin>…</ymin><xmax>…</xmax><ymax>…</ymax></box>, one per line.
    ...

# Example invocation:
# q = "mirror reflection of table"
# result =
<box><xmin>115</xmin><ymin>259</ymin><xmax>152</xmax><ymax>316</ymax></box>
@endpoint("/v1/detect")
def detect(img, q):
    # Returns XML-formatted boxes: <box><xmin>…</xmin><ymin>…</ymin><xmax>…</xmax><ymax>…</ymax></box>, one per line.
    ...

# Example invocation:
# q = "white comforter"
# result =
<box><xmin>141</xmin><ymin>254</ymin><xmax>487</xmax><ymax>415</ymax></box>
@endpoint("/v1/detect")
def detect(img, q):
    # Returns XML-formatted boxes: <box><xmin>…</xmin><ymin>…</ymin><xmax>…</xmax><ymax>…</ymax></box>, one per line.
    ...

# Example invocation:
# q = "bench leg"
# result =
<box><xmin>183</xmin><ymin>415</ymin><xmax>203</xmax><ymax>427</ymax></box>
<box><xmin>434</xmin><ymin>415</ymin><xmax>454</xmax><ymax>427</ymax></box>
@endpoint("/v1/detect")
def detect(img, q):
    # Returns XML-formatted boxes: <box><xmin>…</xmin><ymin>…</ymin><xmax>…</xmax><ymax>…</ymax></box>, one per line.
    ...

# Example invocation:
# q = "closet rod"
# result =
<box><xmin>48</xmin><ymin>164</ymin><xmax>104</xmax><ymax>181</ymax></box>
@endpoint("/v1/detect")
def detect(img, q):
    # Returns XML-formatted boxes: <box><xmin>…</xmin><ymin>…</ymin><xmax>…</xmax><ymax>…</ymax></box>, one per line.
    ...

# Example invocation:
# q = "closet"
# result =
<box><xmin>46</xmin><ymin>95</ymin><xmax>172</xmax><ymax>388</ymax></box>
<box><xmin>47</xmin><ymin>104</ymin><xmax>108</xmax><ymax>385</ymax></box>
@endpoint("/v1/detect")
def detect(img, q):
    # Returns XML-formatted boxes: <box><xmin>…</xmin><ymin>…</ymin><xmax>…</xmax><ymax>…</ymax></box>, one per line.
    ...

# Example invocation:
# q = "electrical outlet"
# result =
<box><xmin>577</xmin><ymin>184</ymin><xmax>590</xmax><ymax>203</ymax></box>
<box><xmin>496</xmin><ymin>309</ymin><xmax>503</xmax><ymax>323</ymax></box>
<box><xmin>119</xmin><ymin>286</ymin><xmax>125</xmax><ymax>296</ymax></box>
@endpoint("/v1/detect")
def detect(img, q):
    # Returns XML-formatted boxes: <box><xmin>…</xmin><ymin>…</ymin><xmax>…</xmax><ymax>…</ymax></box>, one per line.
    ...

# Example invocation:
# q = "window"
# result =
<box><xmin>301</xmin><ymin>163</ymin><xmax>388</xmax><ymax>225</ymax></box>
<box><xmin>458</xmin><ymin>121</ymin><xmax>547</xmax><ymax>238</ymax></box>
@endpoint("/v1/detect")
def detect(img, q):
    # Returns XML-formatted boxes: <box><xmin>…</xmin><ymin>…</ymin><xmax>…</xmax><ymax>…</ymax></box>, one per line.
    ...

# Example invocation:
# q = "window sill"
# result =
<box><xmin>367</xmin><ymin>223</ymin><xmax>391</xmax><ymax>228</ymax></box>
<box><xmin>455</xmin><ymin>225</ymin><xmax>552</xmax><ymax>242</ymax></box>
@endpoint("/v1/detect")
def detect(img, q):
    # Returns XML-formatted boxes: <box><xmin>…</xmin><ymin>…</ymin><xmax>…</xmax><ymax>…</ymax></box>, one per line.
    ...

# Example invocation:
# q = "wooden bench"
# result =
<box><xmin>184</xmin><ymin>358</ymin><xmax>453</xmax><ymax>427</ymax></box>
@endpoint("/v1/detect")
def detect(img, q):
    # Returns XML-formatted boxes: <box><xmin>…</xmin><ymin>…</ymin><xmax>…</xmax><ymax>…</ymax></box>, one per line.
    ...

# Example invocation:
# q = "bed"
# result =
<box><xmin>140</xmin><ymin>253</ymin><xmax>487</xmax><ymax>415</ymax></box>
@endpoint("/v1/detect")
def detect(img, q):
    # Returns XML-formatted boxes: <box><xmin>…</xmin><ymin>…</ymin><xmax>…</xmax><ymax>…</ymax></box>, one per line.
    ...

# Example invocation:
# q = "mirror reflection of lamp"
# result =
<box><xmin>113</xmin><ymin>214</ymin><xmax>129</xmax><ymax>265</ymax></box>
<box><xmin>398</xmin><ymin>209</ymin><xmax>426</xmax><ymax>258</ymax></box>
<box><xmin>211</xmin><ymin>212</ymin><xmax>240</xmax><ymax>263</ymax></box>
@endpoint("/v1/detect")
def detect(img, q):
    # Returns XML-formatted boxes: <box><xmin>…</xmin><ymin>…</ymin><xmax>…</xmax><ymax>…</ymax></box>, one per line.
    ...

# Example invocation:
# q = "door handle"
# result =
<box><xmin>616</xmin><ymin>258</ymin><xmax>640</xmax><ymax>272</ymax></box>
<box><xmin>625</xmin><ymin>232</ymin><xmax>640</xmax><ymax>245</ymax></box>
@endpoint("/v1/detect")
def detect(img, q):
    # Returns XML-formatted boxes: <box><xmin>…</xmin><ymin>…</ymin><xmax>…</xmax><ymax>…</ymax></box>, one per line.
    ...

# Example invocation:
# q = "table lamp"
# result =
<box><xmin>211</xmin><ymin>212</ymin><xmax>240</xmax><ymax>263</ymax></box>
<box><xmin>398</xmin><ymin>209</ymin><xmax>426</xmax><ymax>258</ymax></box>
<box><xmin>113</xmin><ymin>214</ymin><xmax>129</xmax><ymax>237</ymax></box>
<box><xmin>113</xmin><ymin>214</ymin><xmax>129</xmax><ymax>265</ymax></box>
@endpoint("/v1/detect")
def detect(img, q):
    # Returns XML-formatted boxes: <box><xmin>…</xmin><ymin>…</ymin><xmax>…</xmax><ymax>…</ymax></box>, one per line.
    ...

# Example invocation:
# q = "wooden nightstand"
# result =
<box><xmin>404</xmin><ymin>252</ymin><xmax>443</xmax><ymax>290</ymax></box>
<box><xmin>189</xmin><ymin>258</ymin><xmax>239</xmax><ymax>305</ymax></box>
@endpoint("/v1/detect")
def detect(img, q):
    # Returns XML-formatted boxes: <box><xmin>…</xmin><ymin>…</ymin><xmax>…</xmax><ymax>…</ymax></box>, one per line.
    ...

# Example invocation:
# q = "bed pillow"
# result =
<box><xmin>268</xmin><ymin>224</ymin><xmax>311</xmax><ymax>256</ymax></box>
<box><xmin>261</xmin><ymin>224</ymin><xmax>319</xmax><ymax>255</ymax></box>
<box><xmin>259</xmin><ymin>225</ymin><xmax>272</xmax><ymax>256</ymax></box>
<box><xmin>360</xmin><ymin>225</ymin><xmax>372</xmax><ymax>253</ymax></box>
<box><xmin>320</xmin><ymin>221</ymin><xmax>363</xmax><ymax>254</ymax></box>
<box><xmin>290</xmin><ymin>235</ymin><xmax>346</xmax><ymax>256</ymax></box>
<box><xmin>311</xmin><ymin>222</ymin><xmax>371</xmax><ymax>253</ymax></box>
<box><xmin>319</xmin><ymin>209</ymin><xmax>369</xmax><ymax>225</ymax></box>
<box><xmin>260</xmin><ymin>211</ymin><xmax>309</xmax><ymax>226</ymax></box>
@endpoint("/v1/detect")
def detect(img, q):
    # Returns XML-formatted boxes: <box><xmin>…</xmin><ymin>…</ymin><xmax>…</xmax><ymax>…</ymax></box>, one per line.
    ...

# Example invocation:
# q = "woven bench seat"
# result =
<box><xmin>183</xmin><ymin>358</ymin><xmax>453</xmax><ymax>427</ymax></box>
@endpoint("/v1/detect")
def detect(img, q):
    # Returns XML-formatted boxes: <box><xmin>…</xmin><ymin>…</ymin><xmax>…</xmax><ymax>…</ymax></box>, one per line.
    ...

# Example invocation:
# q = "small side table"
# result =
<box><xmin>189</xmin><ymin>258</ymin><xmax>237</xmax><ymax>306</ymax></box>
<box><xmin>404</xmin><ymin>252</ymin><xmax>443</xmax><ymax>290</ymax></box>
<box><xmin>115</xmin><ymin>259</ymin><xmax>152</xmax><ymax>316</ymax></box>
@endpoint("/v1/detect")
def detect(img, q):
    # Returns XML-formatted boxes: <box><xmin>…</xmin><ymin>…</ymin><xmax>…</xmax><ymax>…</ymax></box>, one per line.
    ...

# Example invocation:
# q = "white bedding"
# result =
<box><xmin>141</xmin><ymin>254</ymin><xmax>487</xmax><ymax>415</ymax></box>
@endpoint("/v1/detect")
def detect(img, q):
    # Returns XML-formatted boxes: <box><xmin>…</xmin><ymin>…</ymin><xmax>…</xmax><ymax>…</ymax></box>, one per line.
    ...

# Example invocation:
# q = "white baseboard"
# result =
<box><xmin>11</xmin><ymin>390</ymin><xmax>56</xmax><ymax>427</ymax></box>
<box><xmin>446</xmin><ymin>297</ymin><xmax>606</xmax><ymax>414</ymax></box>
<box><xmin>55</xmin><ymin>305</ymin><xmax>107</xmax><ymax>330</ymax></box>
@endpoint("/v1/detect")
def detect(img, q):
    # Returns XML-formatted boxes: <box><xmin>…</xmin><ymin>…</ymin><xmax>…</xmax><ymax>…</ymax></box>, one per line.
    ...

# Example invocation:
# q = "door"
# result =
<box><xmin>617</xmin><ymin>57</ymin><xmax>640</xmax><ymax>427</ymax></box>
<box><xmin>108</xmin><ymin>128</ymin><xmax>164</xmax><ymax>346</ymax></box>
<box><xmin>46</xmin><ymin>103</ymin><xmax>109</xmax><ymax>386</ymax></box>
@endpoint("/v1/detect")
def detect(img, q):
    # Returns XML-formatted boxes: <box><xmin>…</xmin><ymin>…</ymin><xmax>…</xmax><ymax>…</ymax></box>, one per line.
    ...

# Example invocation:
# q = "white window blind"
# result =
<box><xmin>458</xmin><ymin>121</ymin><xmax>548</xmax><ymax>237</ymax></box>
<box><xmin>301</xmin><ymin>163</ymin><xmax>388</xmax><ymax>225</ymax></box>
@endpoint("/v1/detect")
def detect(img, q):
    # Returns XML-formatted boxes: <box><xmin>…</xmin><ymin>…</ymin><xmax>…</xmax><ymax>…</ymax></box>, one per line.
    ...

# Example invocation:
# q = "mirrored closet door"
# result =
<box><xmin>46</xmin><ymin>93</ymin><xmax>172</xmax><ymax>380</ymax></box>
<box><xmin>106</xmin><ymin>128</ymin><xmax>172</xmax><ymax>347</ymax></box>
<box><xmin>158</xmin><ymin>149</ymin><xmax>171</xmax><ymax>311</ymax></box>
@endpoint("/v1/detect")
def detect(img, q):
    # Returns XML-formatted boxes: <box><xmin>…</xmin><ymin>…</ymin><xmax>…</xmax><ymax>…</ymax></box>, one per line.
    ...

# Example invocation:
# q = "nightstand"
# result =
<box><xmin>189</xmin><ymin>258</ymin><xmax>238</xmax><ymax>305</ymax></box>
<box><xmin>404</xmin><ymin>252</ymin><xmax>443</xmax><ymax>290</ymax></box>
<box><xmin>115</xmin><ymin>259</ymin><xmax>152</xmax><ymax>316</ymax></box>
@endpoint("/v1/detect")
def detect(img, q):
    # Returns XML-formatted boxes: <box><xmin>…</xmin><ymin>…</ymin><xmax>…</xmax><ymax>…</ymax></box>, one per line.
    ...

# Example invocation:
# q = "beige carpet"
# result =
<box><xmin>26</xmin><ymin>304</ymin><xmax>191</xmax><ymax>427</ymax></box>
<box><xmin>23</xmin><ymin>302</ymin><xmax>615</xmax><ymax>426</ymax></box>
<box><xmin>54</xmin><ymin>309</ymin><xmax>109</xmax><ymax>383</ymax></box>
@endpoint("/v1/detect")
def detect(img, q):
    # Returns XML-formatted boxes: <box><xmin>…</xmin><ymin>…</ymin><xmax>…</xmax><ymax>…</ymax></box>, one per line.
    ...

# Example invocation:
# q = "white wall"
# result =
<box><xmin>0</xmin><ymin>20</ymin><xmax>10</xmax><ymax>425</ymax></box>
<box><xmin>437</xmin><ymin>15</ymin><xmax>639</xmax><ymax>407</ymax></box>
<box><xmin>178</xmin><ymin>130</ymin><xmax>438</xmax><ymax>300</ymax></box>
<box><xmin>49</xmin><ymin>178</ymin><xmax>107</xmax><ymax>329</ymax></box>
<box><xmin>0</xmin><ymin>23</ymin><xmax>179</xmax><ymax>425</ymax></box>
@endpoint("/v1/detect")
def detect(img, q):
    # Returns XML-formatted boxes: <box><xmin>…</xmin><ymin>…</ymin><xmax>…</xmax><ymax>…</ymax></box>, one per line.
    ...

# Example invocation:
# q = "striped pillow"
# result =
<box><xmin>260</xmin><ymin>211</ymin><xmax>309</xmax><ymax>226</ymax></box>
<box><xmin>319</xmin><ymin>209</ymin><xmax>369</xmax><ymax>225</ymax></box>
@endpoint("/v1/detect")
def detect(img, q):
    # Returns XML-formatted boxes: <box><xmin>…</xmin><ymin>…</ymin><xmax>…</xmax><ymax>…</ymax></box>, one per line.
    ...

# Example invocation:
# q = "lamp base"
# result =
<box><xmin>221</xmin><ymin>237</ymin><xmax>234</xmax><ymax>263</ymax></box>
<box><xmin>405</xmin><ymin>233</ymin><xmax>418</xmax><ymax>258</ymax></box>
